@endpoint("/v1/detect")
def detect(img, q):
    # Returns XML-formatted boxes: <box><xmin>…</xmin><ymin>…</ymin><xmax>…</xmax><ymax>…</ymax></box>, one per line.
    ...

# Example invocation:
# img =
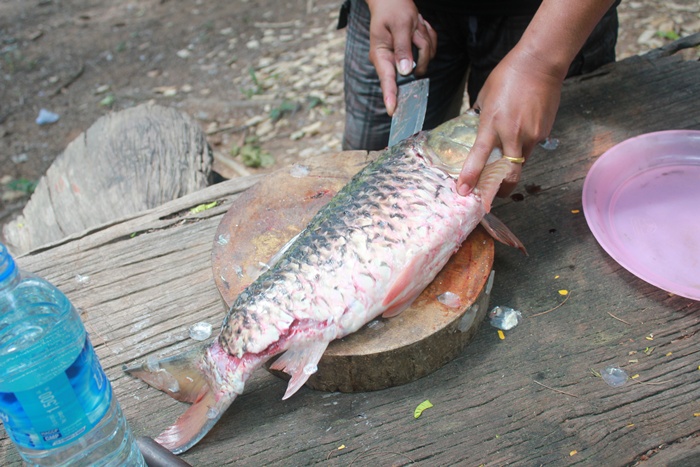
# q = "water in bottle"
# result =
<box><xmin>0</xmin><ymin>243</ymin><xmax>145</xmax><ymax>466</ymax></box>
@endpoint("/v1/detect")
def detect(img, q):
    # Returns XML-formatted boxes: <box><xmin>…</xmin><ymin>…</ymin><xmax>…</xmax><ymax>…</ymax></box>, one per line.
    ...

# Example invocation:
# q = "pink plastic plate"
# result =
<box><xmin>583</xmin><ymin>130</ymin><xmax>700</xmax><ymax>301</ymax></box>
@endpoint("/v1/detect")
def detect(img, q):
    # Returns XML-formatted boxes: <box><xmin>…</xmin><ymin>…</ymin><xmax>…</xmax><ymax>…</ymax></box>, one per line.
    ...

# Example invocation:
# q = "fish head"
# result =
<box><xmin>422</xmin><ymin>110</ymin><xmax>501</xmax><ymax>177</ymax></box>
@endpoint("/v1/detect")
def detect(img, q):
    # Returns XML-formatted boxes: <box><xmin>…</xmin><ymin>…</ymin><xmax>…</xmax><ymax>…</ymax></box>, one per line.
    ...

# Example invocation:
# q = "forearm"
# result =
<box><xmin>515</xmin><ymin>0</ymin><xmax>617</xmax><ymax>80</ymax></box>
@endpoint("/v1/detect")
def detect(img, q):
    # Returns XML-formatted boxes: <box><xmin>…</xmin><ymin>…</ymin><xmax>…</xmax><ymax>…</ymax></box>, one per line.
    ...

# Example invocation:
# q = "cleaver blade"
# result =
<box><xmin>388</xmin><ymin>78</ymin><xmax>429</xmax><ymax>147</ymax></box>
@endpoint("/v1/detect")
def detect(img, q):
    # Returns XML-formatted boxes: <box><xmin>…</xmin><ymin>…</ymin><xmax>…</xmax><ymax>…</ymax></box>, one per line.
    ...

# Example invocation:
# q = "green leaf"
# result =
<box><xmin>414</xmin><ymin>400</ymin><xmax>433</xmax><ymax>419</ymax></box>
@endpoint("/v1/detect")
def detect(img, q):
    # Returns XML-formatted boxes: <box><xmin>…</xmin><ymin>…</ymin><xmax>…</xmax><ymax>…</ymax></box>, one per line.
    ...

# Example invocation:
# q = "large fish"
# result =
<box><xmin>125</xmin><ymin>112</ymin><xmax>525</xmax><ymax>454</ymax></box>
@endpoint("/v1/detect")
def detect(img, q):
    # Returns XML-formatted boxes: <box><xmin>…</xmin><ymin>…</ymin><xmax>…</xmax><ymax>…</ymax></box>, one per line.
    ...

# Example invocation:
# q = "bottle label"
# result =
<box><xmin>0</xmin><ymin>336</ymin><xmax>112</xmax><ymax>450</ymax></box>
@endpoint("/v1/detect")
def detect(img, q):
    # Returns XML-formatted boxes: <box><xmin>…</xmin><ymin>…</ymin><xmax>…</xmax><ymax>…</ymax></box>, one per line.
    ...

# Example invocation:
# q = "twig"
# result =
<box><xmin>631</xmin><ymin>378</ymin><xmax>671</xmax><ymax>386</ymax></box>
<box><xmin>607</xmin><ymin>311</ymin><xmax>632</xmax><ymax>325</ymax></box>
<box><xmin>206</xmin><ymin>122</ymin><xmax>251</xmax><ymax>136</ymax></box>
<box><xmin>49</xmin><ymin>63</ymin><xmax>85</xmax><ymax>97</ymax></box>
<box><xmin>533</xmin><ymin>380</ymin><xmax>578</xmax><ymax>398</ymax></box>
<box><xmin>326</xmin><ymin>446</ymin><xmax>345</xmax><ymax>460</ymax></box>
<box><xmin>644</xmin><ymin>32</ymin><xmax>700</xmax><ymax>60</ymax></box>
<box><xmin>213</xmin><ymin>152</ymin><xmax>252</xmax><ymax>177</ymax></box>
<box><xmin>531</xmin><ymin>292</ymin><xmax>571</xmax><ymax>317</ymax></box>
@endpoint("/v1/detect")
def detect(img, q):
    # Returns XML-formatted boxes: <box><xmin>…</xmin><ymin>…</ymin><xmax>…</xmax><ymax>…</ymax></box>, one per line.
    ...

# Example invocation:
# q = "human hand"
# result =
<box><xmin>456</xmin><ymin>47</ymin><xmax>564</xmax><ymax>198</ymax></box>
<box><xmin>366</xmin><ymin>0</ymin><xmax>437</xmax><ymax>116</ymax></box>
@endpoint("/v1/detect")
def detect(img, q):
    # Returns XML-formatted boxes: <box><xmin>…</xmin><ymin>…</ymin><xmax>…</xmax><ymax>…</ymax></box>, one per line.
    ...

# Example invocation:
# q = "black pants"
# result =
<box><xmin>341</xmin><ymin>0</ymin><xmax>620</xmax><ymax>150</ymax></box>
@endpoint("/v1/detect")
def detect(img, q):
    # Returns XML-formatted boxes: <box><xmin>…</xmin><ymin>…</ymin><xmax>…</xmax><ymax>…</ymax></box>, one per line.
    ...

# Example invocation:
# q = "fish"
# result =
<box><xmin>124</xmin><ymin>111</ymin><xmax>526</xmax><ymax>454</ymax></box>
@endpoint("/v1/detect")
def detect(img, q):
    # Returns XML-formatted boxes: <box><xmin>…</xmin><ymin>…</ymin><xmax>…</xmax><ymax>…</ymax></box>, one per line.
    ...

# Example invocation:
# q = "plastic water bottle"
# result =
<box><xmin>0</xmin><ymin>243</ymin><xmax>145</xmax><ymax>466</ymax></box>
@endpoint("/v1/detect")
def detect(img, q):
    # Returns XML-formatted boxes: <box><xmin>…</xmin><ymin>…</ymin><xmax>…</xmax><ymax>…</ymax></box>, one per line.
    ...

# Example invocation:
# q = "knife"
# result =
<box><xmin>388</xmin><ymin>78</ymin><xmax>429</xmax><ymax>146</ymax></box>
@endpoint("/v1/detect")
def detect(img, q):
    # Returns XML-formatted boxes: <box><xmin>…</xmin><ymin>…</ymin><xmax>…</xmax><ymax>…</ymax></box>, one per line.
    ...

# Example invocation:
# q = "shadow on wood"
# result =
<box><xmin>3</xmin><ymin>104</ymin><xmax>213</xmax><ymax>254</ymax></box>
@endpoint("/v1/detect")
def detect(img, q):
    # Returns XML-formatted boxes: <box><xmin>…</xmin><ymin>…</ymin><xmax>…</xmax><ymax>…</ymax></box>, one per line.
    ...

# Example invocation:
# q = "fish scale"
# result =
<box><xmin>222</xmin><ymin>141</ymin><xmax>457</xmax><ymax>353</ymax></box>
<box><xmin>124</xmin><ymin>112</ymin><xmax>526</xmax><ymax>454</ymax></box>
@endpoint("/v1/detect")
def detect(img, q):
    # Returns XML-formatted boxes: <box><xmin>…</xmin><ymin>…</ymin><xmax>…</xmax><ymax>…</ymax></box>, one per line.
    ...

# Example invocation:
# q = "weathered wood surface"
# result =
<box><xmin>3</xmin><ymin>103</ymin><xmax>213</xmax><ymax>255</ymax></box>
<box><xmin>211</xmin><ymin>150</ymin><xmax>495</xmax><ymax>392</ymax></box>
<box><xmin>2</xmin><ymin>51</ymin><xmax>700</xmax><ymax>466</ymax></box>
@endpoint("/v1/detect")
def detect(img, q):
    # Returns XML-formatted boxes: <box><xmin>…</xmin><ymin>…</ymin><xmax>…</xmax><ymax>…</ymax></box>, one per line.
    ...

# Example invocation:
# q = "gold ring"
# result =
<box><xmin>502</xmin><ymin>156</ymin><xmax>526</xmax><ymax>164</ymax></box>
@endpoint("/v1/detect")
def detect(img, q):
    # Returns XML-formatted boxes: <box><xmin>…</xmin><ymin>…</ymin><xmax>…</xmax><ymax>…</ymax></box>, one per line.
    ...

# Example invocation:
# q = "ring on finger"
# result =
<box><xmin>502</xmin><ymin>155</ymin><xmax>525</xmax><ymax>164</ymax></box>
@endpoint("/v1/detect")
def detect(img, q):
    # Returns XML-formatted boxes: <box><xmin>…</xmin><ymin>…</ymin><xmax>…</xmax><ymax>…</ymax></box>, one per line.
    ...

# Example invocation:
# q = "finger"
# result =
<box><xmin>457</xmin><ymin>128</ymin><xmax>499</xmax><ymax>196</ymax></box>
<box><xmin>412</xmin><ymin>16</ymin><xmax>436</xmax><ymax>75</ymax></box>
<box><xmin>420</xmin><ymin>15</ymin><xmax>437</xmax><ymax>58</ymax></box>
<box><xmin>373</xmin><ymin>50</ymin><xmax>399</xmax><ymax>115</ymax></box>
<box><xmin>412</xmin><ymin>31</ymin><xmax>430</xmax><ymax>75</ymax></box>
<box><xmin>496</xmin><ymin>137</ymin><xmax>525</xmax><ymax>197</ymax></box>
<box><xmin>390</xmin><ymin>27</ymin><xmax>416</xmax><ymax>76</ymax></box>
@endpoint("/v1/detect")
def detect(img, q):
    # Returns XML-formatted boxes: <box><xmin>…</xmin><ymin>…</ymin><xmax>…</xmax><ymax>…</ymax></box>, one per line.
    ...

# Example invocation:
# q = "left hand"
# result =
<box><xmin>456</xmin><ymin>46</ymin><xmax>563</xmax><ymax>197</ymax></box>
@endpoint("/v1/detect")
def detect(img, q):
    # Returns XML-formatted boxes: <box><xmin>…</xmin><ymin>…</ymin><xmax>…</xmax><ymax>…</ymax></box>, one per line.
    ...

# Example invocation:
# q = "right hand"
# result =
<box><xmin>366</xmin><ymin>0</ymin><xmax>437</xmax><ymax>116</ymax></box>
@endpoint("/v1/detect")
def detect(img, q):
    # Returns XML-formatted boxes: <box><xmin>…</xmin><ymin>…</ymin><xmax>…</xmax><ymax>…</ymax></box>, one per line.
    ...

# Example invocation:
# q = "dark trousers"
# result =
<box><xmin>341</xmin><ymin>0</ymin><xmax>620</xmax><ymax>150</ymax></box>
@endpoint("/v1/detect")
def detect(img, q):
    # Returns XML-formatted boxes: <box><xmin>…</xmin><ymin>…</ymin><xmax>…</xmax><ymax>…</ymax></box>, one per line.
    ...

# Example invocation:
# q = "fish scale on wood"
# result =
<box><xmin>124</xmin><ymin>111</ymin><xmax>526</xmax><ymax>455</ymax></box>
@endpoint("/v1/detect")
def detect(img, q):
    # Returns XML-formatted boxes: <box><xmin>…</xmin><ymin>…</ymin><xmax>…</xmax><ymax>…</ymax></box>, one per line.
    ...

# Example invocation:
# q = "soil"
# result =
<box><xmin>1</xmin><ymin>0</ymin><xmax>699</xmax><ymax>244</ymax></box>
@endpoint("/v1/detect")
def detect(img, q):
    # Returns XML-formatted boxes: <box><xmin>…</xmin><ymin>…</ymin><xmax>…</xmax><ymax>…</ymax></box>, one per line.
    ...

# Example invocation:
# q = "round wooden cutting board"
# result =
<box><xmin>211</xmin><ymin>150</ymin><xmax>494</xmax><ymax>392</ymax></box>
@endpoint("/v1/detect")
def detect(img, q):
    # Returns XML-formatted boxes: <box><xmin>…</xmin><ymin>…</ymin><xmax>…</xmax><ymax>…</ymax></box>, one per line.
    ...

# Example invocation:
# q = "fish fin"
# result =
<box><xmin>270</xmin><ymin>340</ymin><xmax>329</xmax><ymax>400</ymax></box>
<box><xmin>381</xmin><ymin>289</ymin><xmax>422</xmax><ymax>318</ymax></box>
<box><xmin>123</xmin><ymin>344</ymin><xmax>209</xmax><ymax>403</ymax></box>
<box><xmin>480</xmin><ymin>213</ymin><xmax>528</xmax><ymax>255</ymax></box>
<box><xmin>267</xmin><ymin>231</ymin><xmax>303</xmax><ymax>268</ymax></box>
<box><xmin>474</xmin><ymin>158</ymin><xmax>511</xmax><ymax>213</ymax></box>
<box><xmin>125</xmin><ymin>343</ymin><xmax>240</xmax><ymax>454</ymax></box>
<box><xmin>381</xmin><ymin>255</ymin><xmax>425</xmax><ymax>318</ymax></box>
<box><xmin>154</xmin><ymin>385</ymin><xmax>235</xmax><ymax>455</ymax></box>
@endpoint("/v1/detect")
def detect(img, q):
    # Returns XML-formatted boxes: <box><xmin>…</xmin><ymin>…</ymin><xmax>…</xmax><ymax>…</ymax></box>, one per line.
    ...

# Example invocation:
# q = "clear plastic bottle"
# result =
<box><xmin>0</xmin><ymin>243</ymin><xmax>145</xmax><ymax>466</ymax></box>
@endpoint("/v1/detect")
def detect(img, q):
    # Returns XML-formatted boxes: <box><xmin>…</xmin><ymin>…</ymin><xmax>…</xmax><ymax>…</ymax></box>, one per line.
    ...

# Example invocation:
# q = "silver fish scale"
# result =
<box><xmin>220</xmin><ymin>141</ymin><xmax>459</xmax><ymax>357</ymax></box>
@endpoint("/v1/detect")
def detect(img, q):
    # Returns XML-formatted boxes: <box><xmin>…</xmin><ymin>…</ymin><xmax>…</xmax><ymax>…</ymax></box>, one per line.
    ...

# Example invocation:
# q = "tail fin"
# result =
<box><xmin>124</xmin><ymin>344</ymin><xmax>238</xmax><ymax>454</ymax></box>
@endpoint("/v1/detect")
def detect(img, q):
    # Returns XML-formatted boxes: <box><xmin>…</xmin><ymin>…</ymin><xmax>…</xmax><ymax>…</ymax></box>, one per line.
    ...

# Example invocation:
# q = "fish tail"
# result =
<box><xmin>124</xmin><ymin>343</ymin><xmax>241</xmax><ymax>454</ymax></box>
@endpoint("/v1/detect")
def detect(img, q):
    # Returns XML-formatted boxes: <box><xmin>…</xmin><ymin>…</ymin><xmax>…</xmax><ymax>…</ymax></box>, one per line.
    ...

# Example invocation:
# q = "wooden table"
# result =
<box><xmin>2</xmin><ymin>46</ymin><xmax>700</xmax><ymax>466</ymax></box>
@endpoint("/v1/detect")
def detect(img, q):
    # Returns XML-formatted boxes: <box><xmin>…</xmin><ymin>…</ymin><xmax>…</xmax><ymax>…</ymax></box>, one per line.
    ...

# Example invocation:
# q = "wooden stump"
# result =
<box><xmin>212</xmin><ymin>150</ymin><xmax>494</xmax><ymax>392</ymax></box>
<box><xmin>3</xmin><ymin>104</ymin><xmax>213</xmax><ymax>254</ymax></box>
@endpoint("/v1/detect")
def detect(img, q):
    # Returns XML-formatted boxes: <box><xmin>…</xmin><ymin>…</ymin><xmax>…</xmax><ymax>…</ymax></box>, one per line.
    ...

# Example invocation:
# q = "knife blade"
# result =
<box><xmin>388</xmin><ymin>78</ymin><xmax>429</xmax><ymax>147</ymax></box>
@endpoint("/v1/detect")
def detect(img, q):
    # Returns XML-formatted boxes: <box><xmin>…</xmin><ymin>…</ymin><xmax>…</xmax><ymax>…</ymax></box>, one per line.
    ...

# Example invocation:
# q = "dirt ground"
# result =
<box><xmin>1</xmin><ymin>0</ymin><xmax>699</xmax><ymax>244</ymax></box>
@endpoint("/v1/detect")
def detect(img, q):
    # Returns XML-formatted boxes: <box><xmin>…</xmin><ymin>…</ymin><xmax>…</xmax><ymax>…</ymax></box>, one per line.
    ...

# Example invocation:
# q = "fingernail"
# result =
<box><xmin>457</xmin><ymin>183</ymin><xmax>471</xmax><ymax>196</ymax></box>
<box><xmin>398</xmin><ymin>59</ymin><xmax>413</xmax><ymax>76</ymax></box>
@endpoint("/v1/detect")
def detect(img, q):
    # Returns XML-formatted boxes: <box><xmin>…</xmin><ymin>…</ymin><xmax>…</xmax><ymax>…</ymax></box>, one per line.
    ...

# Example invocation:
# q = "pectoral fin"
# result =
<box><xmin>474</xmin><ymin>159</ymin><xmax>527</xmax><ymax>254</ymax></box>
<box><xmin>480</xmin><ymin>213</ymin><xmax>527</xmax><ymax>255</ymax></box>
<box><xmin>381</xmin><ymin>255</ymin><xmax>425</xmax><ymax>318</ymax></box>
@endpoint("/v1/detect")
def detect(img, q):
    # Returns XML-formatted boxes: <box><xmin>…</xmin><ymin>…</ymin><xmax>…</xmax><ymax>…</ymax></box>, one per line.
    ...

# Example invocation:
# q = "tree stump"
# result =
<box><xmin>3</xmin><ymin>104</ymin><xmax>213</xmax><ymax>254</ymax></box>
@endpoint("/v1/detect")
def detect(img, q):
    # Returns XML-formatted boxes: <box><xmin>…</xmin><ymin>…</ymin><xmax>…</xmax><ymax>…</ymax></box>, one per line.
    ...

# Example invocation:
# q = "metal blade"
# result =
<box><xmin>388</xmin><ymin>78</ymin><xmax>429</xmax><ymax>147</ymax></box>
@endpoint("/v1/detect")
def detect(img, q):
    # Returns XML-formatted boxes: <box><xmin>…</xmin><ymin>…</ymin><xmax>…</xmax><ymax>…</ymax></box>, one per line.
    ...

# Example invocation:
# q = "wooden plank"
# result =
<box><xmin>1</xmin><ymin>52</ymin><xmax>699</xmax><ymax>466</ymax></box>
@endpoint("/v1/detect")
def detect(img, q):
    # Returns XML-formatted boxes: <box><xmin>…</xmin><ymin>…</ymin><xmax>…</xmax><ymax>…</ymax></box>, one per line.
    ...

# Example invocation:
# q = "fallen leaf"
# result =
<box><xmin>414</xmin><ymin>400</ymin><xmax>433</xmax><ymax>419</ymax></box>
<box><xmin>190</xmin><ymin>201</ymin><xmax>218</xmax><ymax>214</ymax></box>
